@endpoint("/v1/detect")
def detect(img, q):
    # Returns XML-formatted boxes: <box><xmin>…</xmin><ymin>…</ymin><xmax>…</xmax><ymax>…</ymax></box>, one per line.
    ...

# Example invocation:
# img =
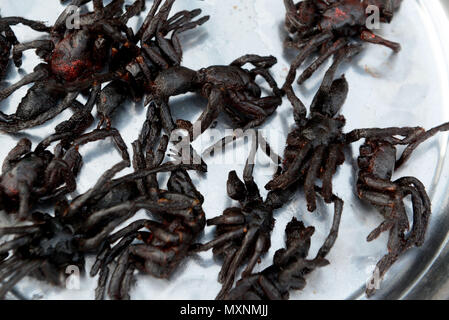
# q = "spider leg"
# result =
<box><xmin>141</xmin><ymin>0</ymin><xmax>176</xmax><ymax>43</ymax></box>
<box><xmin>265</xmin><ymin>143</ymin><xmax>312</xmax><ymax>190</ymax></box>
<box><xmin>367</xmin><ymin>220</ymin><xmax>395</xmax><ymax>242</ymax></box>
<box><xmin>187</xmin><ymin>87</ymin><xmax>223</xmax><ymax>141</ymax></box>
<box><xmin>65</xmin><ymin>160</ymin><xmax>130</xmax><ymax>218</ymax></box>
<box><xmin>0</xmin><ymin>65</ymin><xmax>48</xmax><ymax>101</ymax></box>
<box><xmin>297</xmin><ymin>38</ymin><xmax>349</xmax><ymax>85</ymax></box>
<box><xmin>1</xmin><ymin>138</ymin><xmax>31</xmax><ymax>173</ymax></box>
<box><xmin>250</xmin><ymin>67</ymin><xmax>282</xmax><ymax>97</ymax></box>
<box><xmin>258</xmin><ymin>275</ymin><xmax>284</xmax><ymax>300</ymax></box>
<box><xmin>304</xmin><ymin>146</ymin><xmax>325</xmax><ymax>212</ymax></box>
<box><xmin>120</xmin><ymin>0</ymin><xmax>145</xmax><ymax>25</ymax></box>
<box><xmin>0</xmin><ymin>225</ymin><xmax>40</xmax><ymax>236</ymax></box>
<box><xmin>119</xmin><ymin>264</ymin><xmax>135</xmax><ymax>300</ymax></box>
<box><xmin>282</xmin><ymin>31</ymin><xmax>333</xmax><ymax>91</ymax></box>
<box><xmin>217</xmin><ymin>245</ymin><xmax>238</xmax><ymax>284</ymax></box>
<box><xmin>108</xmin><ymin>220</ymin><xmax>148</xmax><ymax>245</ymax></box>
<box><xmin>231</xmin><ymin>55</ymin><xmax>278</xmax><ymax>69</ymax></box>
<box><xmin>315</xmin><ymin>188</ymin><xmax>344</xmax><ymax>259</ymax></box>
<box><xmin>216</xmin><ymin>227</ymin><xmax>258</xmax><ymax>300</ymax></box>
<box><xmin>396</xmin><ymin>122</ymin><xmax>449</xmax><ymax>169</ymax></box>
<box><xmin>108</xmin><ymin>249</ymin><xmax>130</xmax><ymax>300</ymax></box>
<box><xmin>12</xmin><ymin>40</ymin><xmax>53</xmax><ymax>66</ymax></box>
<box><xmin>225</xmin><ymin>274</ymin><xmax>259</xmax><ymax>300</ymax></box>
<box><xmin>95</xmin><ymin>266</ymin><xmax>110</xmax><ymax>300</ymax></box>
<box><xmin>141</xmin><ymin>43</ymin><xmax>170</xmax><ymax>69</ymax></box>
<box><xmin>396</xmin><ymin>177</ymin><xmax>431</xmax><ymax>246</ymax></box>
<box><xmin>80</xmin><ymin>210</ymin><xmax>135</xmax><ymax>251</ymax></box>
<box><xmin>207</xmin><ymin>211</ymin><xmax>245</xmax><ymax>226</ymax></box>
<box><xmin>321</xmin><ymin>145</ymin><xmax>342</xmax><ymax>202</ymax></box>
<box><xmin>344</xmin><ymin>127</ymin><xmax>425</xmax><ymax>145</ymax></box>
<box><xmin>241</xmin><ymin>234</ymin><xmax>269</xmax><ymax>278</ymax></box>
<box><xmin>360</xmin><ymin>30</ymin><xmax>401</xmax><ymax>53</ymax></box>
<box><xmin>0</xmin><ymin>91</ymin><xmax>80</xmax><ymax>133</ymax></box>
<box><xmin>192</xmin><ymin>227</ymin><xmax>246</xmax><ymax>252</ymax></box>
<box><xmin>0</xmin><ymin>260</ymin><xmax>41</xmax><ymax>299</ymax></box>
<box><xmin>169</xmin><ymin>14</ymin><xmax>209</xmax><ymax>60</ymax></box>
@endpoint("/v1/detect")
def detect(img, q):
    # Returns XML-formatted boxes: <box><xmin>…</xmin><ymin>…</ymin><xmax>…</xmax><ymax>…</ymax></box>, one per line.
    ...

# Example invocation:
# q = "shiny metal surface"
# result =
<box><xmin>0</xmin><ymin>0</ymin><xmax>448</xmax><ymax>300</ymax></box>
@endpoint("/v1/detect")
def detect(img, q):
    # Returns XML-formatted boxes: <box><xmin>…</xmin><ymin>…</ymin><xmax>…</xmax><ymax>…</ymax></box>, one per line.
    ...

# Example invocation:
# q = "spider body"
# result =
<box><xmin>149</xmin><ymin>54</ymin><xmax>282</xmax><ymax>138</ymax></box>
<box><xmin>0</xmin><ymin>128</ymin><xmax>129</xmax><ymax>220</ymax></box>
<box><xmin>265</xmin><ymin>49</ymin><xmax>351</xmax><ymax>212</ymax></box>
<box><xmin>0</xmin><ymin>0</ymin><xmax>209</xmax><ymax>132</ymax></box>
<box><xmin>283</xmin><ymin>0</ymin><xmax>402</xmax><ymax>90</ymax></box>
<box><xmin>225</xmin><ymin>218</ymin><xmax>329</xmax><ymax>300</ymax></box>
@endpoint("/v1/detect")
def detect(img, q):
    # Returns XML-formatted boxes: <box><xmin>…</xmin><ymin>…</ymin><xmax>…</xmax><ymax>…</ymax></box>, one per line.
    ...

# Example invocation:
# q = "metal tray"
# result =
<box><xmin>1</xmin><ymin>0</ymin><xmax>449</xmax><ymax>300</ymax></box>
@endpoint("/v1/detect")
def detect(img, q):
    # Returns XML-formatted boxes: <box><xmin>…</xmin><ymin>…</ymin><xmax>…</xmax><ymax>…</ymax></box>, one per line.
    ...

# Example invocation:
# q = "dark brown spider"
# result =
<box><xmin>225</xmin><ymin>217</ymin><xmax>329</xmax><ymax>300</ymax></box>
<box><xmin>147</xmin><ymin>54</ymin><xmax>282</xmax><ymax>138</ymax></box>
<box><xmin>354</xmin><ymin>121</ymin><xmax>449</xmax><ymax>297</ymax></box>
<box><xmin>282</xmin><ymin>0</ymin><xmax>402</xmax><ymax>93</ymax></box>
<box><xmin>189</xmin><ymin>135</ymin><xmax>296</xmax><ymax>300</ymax></box>
<box><xmin>0</xmin><ymin>0</ymin><xmax>208</xmax><ymax>132</ymax></box>
<box><xmin>0</xmin><ymin>127</ymin><xmax>129</xmax><ymax>221</ymax></box>
<box><xmin>89</xmin><ymin>131</ymin><xmax>207</xmax><ymax>300</ymax></box>
<box><xmin>265</xmin><ymin>47</ymin><xmax>357</xmax><ymax>212</ymax></box>
<box><xmin>0</xmin><ymin>151</ymin><xmax>203</xmax><ymax>298</ymax></box>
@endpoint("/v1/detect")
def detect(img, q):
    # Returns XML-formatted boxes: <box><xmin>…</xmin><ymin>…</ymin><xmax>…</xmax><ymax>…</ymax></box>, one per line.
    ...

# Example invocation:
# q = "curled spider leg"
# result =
<box><xmin>231</xmin><ymin>55</ymin><xmax>278</xmax><ymax>69</ymax></box>
<box><xmin>314</xmin><ymin>187</ymin><xmax>344</xmax><ymax>259</ymax></box>
<box><xmin>396</xmin><ymin>121</ymin><xmax>449</xmax><ymax>169</ymax></box>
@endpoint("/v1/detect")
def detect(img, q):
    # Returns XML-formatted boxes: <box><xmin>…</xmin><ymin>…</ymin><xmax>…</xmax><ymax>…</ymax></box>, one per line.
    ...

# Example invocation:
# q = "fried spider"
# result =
<box><xmin>282</xmin><ymin>0</ymin><xmax>402</xmax><ymax>91</ymax></box>
<box><xmin>90</xmin><ymin>135</ymin><xmax>207</xmax><ymax>300</ymax></box>
<box><xmin>353</xmin><ymin>121</ymin><xmax>449</xmax><ymax>297</ymax></box>
<box><xmin>191</xmin><ymin>135</ymin><xmax>293</xmax><ymax>300</ymax></box>
<box><xmin>0</xmin><ymin>153</ymin><xmax>203</xmax><ymax>298</ymax></box>
<box><xmin>265</xmin><ymin>47</ymin><xmax>357</xmax><ymax>212</ymax></box>
<box><xmin>0</xmin><ymin>127</ymin><xmax>129</xmax><ymax>221</ymax></box>
<box><xmin>147</xmin><ymin>54</ymin><xmax>282</xmax><ymax>138</ymax></box>
<box><xmin>0</xmin><ymin>0</ymin><xmax>208</xmax><ymax>132</ymax></box>
<box><xmin>225</xmin><ymin>217</ymin><xmax>329</xmax><ymax>300</ymax></box>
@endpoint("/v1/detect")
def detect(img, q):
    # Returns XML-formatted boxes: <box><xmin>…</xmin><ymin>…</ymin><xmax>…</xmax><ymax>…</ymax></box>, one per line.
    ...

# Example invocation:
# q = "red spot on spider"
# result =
<box><xmin>51</xmin><ymin>58</ymin><xmax>91</xmax><ymax>82</ymax></box>
<box><xmin>334</xmin><ymin>8</ymin><xmax>348</xmax><ymax>19</ymax></box>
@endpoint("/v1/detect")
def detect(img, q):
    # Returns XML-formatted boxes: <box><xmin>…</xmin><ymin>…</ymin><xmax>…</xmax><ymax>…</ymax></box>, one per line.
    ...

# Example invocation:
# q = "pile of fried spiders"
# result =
<box><xmin>0</xmin><ymin>0</ymin><xmax>447</xmax><ymax>300</ymax></box>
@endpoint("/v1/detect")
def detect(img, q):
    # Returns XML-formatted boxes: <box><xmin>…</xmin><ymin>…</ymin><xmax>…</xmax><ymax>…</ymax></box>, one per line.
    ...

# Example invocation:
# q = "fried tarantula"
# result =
<box><xmin>0</xmin><ymin>0</ymin><xmax>209</xmax><ymax>132</ymax></box>
<box><xmin>282</xmin><ymin>0</ymin><xmax>402</xmax><ymax>91</ymax></box>
<box><xmin>88</xmin><ymin>119</ymin><xmax>207</xmax><ymax>300</ymax></box>
<box><xmin>0</xmin><ymin>128</ymin><xmax>129</xmax><ymax>220</ymax></box>
<box><xmin>265</xmin><ymin>47</ymin><xmax>357</xmax><ymax>212</ymax></box>
<box><xmin>353</xmin><ymin>121</ymin><xmax>449</xmax><ymax>297</ymax></box>
<box><xmin>0</xmin><ymin>155</ymin><xmax>203</xmax><ymax>298</ymax></box>
<box><xmin>148</xmin><ymin>54</ymin><xmax>282</xmax><ymax>138</ymax></box>
<box><xmin>191</xmin><ymin>135</ymin><xmax>298</xmax><ymax>299</ymax></box>
<box><xmin>225</xmin><ymin>217</ymin><xmax>329</xmax><ymax>300</ymax></box>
